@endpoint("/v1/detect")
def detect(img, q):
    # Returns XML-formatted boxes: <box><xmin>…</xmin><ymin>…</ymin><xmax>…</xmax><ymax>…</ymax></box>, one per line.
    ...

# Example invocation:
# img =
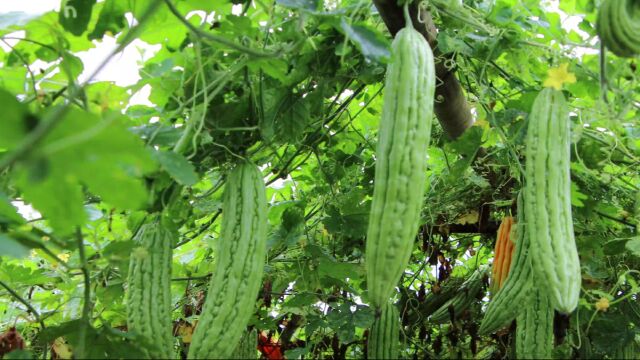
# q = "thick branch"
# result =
<box><xmin>372</xmin><ymin>0</ymin><xmax>473</xmax><ymax>139</ymax></box>
<box><xmin>428</xmin><ymin>222</ymin><xmax>499</xmax><ymax>235</ymax></box>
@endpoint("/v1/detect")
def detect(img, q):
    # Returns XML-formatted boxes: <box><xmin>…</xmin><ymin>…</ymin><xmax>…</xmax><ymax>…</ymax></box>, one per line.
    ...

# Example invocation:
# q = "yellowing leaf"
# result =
<box><xmin>53</xmin><ymin>337</ymin><xmax>73</xmax><ymax>359</ymax></box>
<box><xmin>455</xmin><ymin>210</ymin><xmax>479</xmax><ymax>225</ymax></box>
<box><xmin>543</xmin><ymin>63</ymin><xmax>576</xmax><ymax>90</ymax></box>
<box><xmin>177</xmin><ymin>324</ymin><xmax>194</xmax><ymax>344</ymax></box>
<box><xmin>473</xmin><ymin>118</ymin><xmax>489</xmax><ymax>129</ymax></box>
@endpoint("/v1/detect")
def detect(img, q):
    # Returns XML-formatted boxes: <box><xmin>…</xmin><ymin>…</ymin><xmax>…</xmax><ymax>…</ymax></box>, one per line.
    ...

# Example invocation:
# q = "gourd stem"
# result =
<box><xmin>403</xmin><ymin>1</ymin><xmax>413</xmax><ymax>29</ymax></box>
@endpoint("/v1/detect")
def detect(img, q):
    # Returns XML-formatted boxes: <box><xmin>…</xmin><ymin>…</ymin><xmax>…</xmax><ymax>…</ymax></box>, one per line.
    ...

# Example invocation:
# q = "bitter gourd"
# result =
<box><xmin>366</xmin><ymin>10</ymin><xmax>436</xmax><ymax>308</ymax></box>
<box><xmin>524</xmin><ymin>88</ymin><xmax>581</xmax><ymax>314</ymax></box>
<box><xmin>429</xmin><ymin>268</ymin><xmax>486</xmax><ymax>323</ymax></box>
<box><xmin>232</xmin><ymin>329</ymin><xmax>257</xmax><ymax>359</ymax></box>
<box><xmin>368</xmin><ymin>302</ymin><xmax>400</xmax><ymax>359</ymax></box>
<box><xmin>515</xmin><ymin>288</ymin><xmax>554</xmax><ymax>359</ymax></box>
<box><xmin>597</xmin><ymin>0</ymin><xmax>640</xmax><ymax>57</ymax></box>
<box><xmin>188</xmin><ymin>162</ymin><xmax>268</xmax><ymax>359</ymax></box>
<box><xmin>127</xmin><ymin>215</ymin><xmax>175</xmax><ymax>359</ymax></box>
<box><xmin>479</xmin><ymin>193</ymin><xmax>533</xmax><ymax>335</ymax></box>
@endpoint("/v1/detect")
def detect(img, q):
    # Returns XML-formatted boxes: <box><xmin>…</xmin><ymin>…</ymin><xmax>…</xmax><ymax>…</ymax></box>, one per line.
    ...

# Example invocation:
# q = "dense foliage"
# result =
<box><xmin>0</xmin><ymin>0</ymin><xmax>638</xmax><ymax>359</ymax></box>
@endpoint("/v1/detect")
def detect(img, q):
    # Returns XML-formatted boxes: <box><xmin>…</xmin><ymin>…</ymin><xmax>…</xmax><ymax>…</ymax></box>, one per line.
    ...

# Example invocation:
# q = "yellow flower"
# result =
<box><xmin>595</xmin><ymin>297</ymin><xmax>610</xmax><ymax>312</ymax></box>
<box><xmin>51</xmin><ymin>253</ymin><xmax>70</xmax><ymax>269</ymax></box>
<box><xmin>543</xmin><ymin>63</ymin><xmax>576</xmax><ymax>90</ymax></box>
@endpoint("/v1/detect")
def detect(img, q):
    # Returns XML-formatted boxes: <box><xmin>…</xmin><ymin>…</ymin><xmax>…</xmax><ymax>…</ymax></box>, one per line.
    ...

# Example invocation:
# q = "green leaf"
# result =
<box><xmin>58</xmin><ymin>0</ymin><xmax>97</xmax><ymax>36</ymax></box>
<box><xmin>625</xmin><ymin>237</ymin><xmax>640</xmax><ymax>257</ymax></box>
<box><xmin>318</xmin><ymin>257</ymin><xmax>362</xmax><ymax>282</ymax></box>
<box><xmin>60</xmin><ymin>53</ymin><xmax>84</xmax><ymax>80</ymax></box>
<box><xmin>0</xmin><ymin>234</ymin><xmax>30</xmax><ymax>258</ymax></box>
<box><xmin>340</xmin><ymin>19</ymin><xmax>391</xmax><ymax>63</ymax></box>
<box><xmin>282</xmin><ymin>293</ymin><xmax>317</xmax><ymax>309</ymax></box>
<box><xmin>446</xmin><ymin>126</ymin><xmax>483</xmax><ymax>157</ymax></box>
<box><xmin>590</xmin><ymin>313</ymin><xmax>635</xmax><ymax>354</ymax></box>
<box><xmin>276</xmin><ymin>0</ymin><xmax>318</xmax><ymax>11</ymax></box>
<box><xmin>15</xmin><ymin>108</ymin><xmax>156</xmax><ymax>233</ymax></box>
<box><xmin>39</xmin><ymin>321</ymin><xmax>151</xmax><ymax>359</ymax></box>
<box><xmin>0</xmin><ymin>67</ymin><xmax>28</xmax><ymax>95</ymax></box>
<box><xmin>153</xmin><ymin>150</ymin><xmax>199</xmax><ymax>186</ymax></box>
<box><xmin>5</xmin><ymin>350</ymin><xmax>33</xmax><ymax>359</ymax></box>
<box><xmin>322</xmin><ymin>205</ymin><xmax>369</xmax><ymax>239</ymax></box>
<box><xmin>0</xmin><ymin>89</ymin><xmax>30</xmax><ymax>149</ymax></box>
<box><xmin>284</xmin><ymin>347</ymin><xmax>311</xmax><ymax>359</ymax></box>
<box><xmin>262</xmin><ymin>90</ymin><xmax>312</xmax><ymax>144</ymax></box>
<box><xmin>0</xmin><ymin>263</ymin><xmax>49</xmax><ymax>285</ymax></box>
<box><xmin>603</xmin><ymin>236</ymin><xmax>633</xmax><ymax>256</ymax></box>
<box><xmin>0</xmin><ymin>193</ymin><xmax>25</xmax><ymax>225</ymax></box>
<box><xmin>571</xmin><ymin>181</ymin><xmax>588</xmax><ymax>207</ymax></box>
<box><xmin>88</xmin><ymin>0</ymin><xmax>127</xmax><ymax>40</ymax></box>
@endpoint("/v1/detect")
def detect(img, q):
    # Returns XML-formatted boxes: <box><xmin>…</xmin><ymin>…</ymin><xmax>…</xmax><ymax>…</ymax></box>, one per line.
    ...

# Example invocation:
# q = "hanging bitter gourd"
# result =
<box><xmin>480</xmin><ymin>193</ymin><xmax>533</xmax><ymax>335</ymax></box>
<box><xmin>416</xmin><ymin>276</ymin><xmax>465</xmax><ymax>318</ymax></box>
<box><xmin>188</xmin><ymin>162</ymin><xmax>268</xmax><ymax>359</ymax></box>
<box><xmin>127</xmin><ymin>215</ymin><xmax>175</xmax><ymax>359</ymax></box>
<box><xmin>597</xmin><ymin>0</ymin><xmax>640</xmax><ymax>57</ymax></box>
<box><xmin>524</xmin><ymin>88</ymin><xmax>581</xmax><ymax>314</ymax></box>
<box><xmin>614</xmin><ymin>339</ymin><xmax>640</xmax><ymax>359</ymax></box>
<box><xmin>366</xmin><ymin>8</ymin><xmax>436</xmax><ymax>309</ymax></box>
<box><xmin>515</xmin><ymin>288</ymin><xmax>554</xmax><ymax>359</ymax></box>
<box><xmin>367</xmin><ymin>302</ymin><xmax>400</xmax><ymax>359</ymax></box>
<box><xmin>232</xmin><ymin>329</ymin><xmax>257</xmax><ymax>359</ymax></box>
<box><xmin>429</xmin><ymin>268</ymin><xmax>486</xmax><ymax>323</ymax></box>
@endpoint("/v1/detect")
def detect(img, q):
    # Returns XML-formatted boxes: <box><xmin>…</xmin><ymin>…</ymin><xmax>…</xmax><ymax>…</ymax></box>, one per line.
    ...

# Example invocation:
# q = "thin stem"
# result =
<box><xmin>599</xmin><ymin>41</ymin><xmax>609</xmax><ymax>104</ymax></box>
<box><xmin>173</xmin><ymin>210</ymin><xmax>222</xmax><ymax>248</ymax></box>
<box><xmin>75</xmin><ymin>228</ymin><xmax>92</xmax><ymax>359</ymax></box>
<box><xmin>0</xmin><ymin>280</ymin><xmax>47</xmax><ymax>358</ymax></box>
<box><xmin>163</xmin><ymin>0</ymin><xmax>275</xmax><ymax>58</ymax></box>
<box><xmin>0</xmin><ymin>38</ymin><xmax>37</xmax><ymax>96</ymax></box>
<box><xmin>0</xmin><ymin>281</ymin><xmax>45</xmax><ymax>329</ymax></box>
<box><xmin>171</xmin><ymin>274</ymin><xmax>212</xmax><ymax>281</ymax></box>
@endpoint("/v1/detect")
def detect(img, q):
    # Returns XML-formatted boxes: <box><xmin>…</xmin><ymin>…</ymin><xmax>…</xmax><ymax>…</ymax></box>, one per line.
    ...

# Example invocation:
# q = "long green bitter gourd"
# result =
<box><xmin>232</xmin><ymin>329</ymin><xmax>257</xmax><ymax>359</ymax></box>
<box><xmin>524</xmin><ymin>88</ymin><xmax>581</xmax><ymax>314</ymax></box>
<box><xmin>429</xmin><ymin>268</ymin><xmax>486</xmax><ymax>323</ymax></box>
<box><xmin>479</xmin><ymin>193</ymin><xmax>533</xmax><ymax>335</ymax></box>
<box><xmin>597</xmin><ymin>0</ymin><xmax>640</xmax><ymax>57</ymax></box>
<box><xmin>368</xmin><ymin>302</ymin><xmax>400</xmax><ymax>359</ymax></box>
<box><xmin>614</xmin><ymin>339</ymin><xmax>640</xmax><ymax>359</ymax></box>
<box><xmin>188</xmin><ymin>162</ymin><xmax>268</xmax><ymax>359</ymax></box>
<box><xmin>516</xmin><ymin>288</ymin><xmax>554</xmax><ymax>359</ymax></box>
<box><xmin>127</xmin><ymin>215</ymin><xmax>174</xmax><ymax>359</ymax></box>
<box><xmin>366</xmin><ymin>13</ymin><xmax>436</xmax><ymax>309</ymax></box>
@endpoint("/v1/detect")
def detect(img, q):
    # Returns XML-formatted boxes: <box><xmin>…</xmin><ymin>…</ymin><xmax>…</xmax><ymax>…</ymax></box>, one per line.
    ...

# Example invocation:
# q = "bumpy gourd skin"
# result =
<box><xmin>367</xmin><ymin>303</ymin><xmax>400</xmax><ymax>359</ymax></box>
<box><xmin>231</xmin><ymin>329</ymin><xmax>257</xmax><ymax>359</ymax></box>
<box><xmin>480</xmin><ymin>194</ymin><xmax>533</xmax><ymax>335</ymax></box>
<box><xmin>524</xmin><ymin>88</ymin><xmax>581</xmax><ymax>314</ymax></box>
<box><xmin>127</xmin><ymin>215</ymin><xmax>175</xmax><ymax>359</ymax></box>
<box><xmin>429</xmin><ymin>268</ymin><xmax>486</xmax><ymax>324</ymax></box>
<box><xmin>366</xmin><ymin>24</ymin><xmax>435</xmax><ymax>309</ymax></box>
<box><xmin>516</xmin><ymin>288</ymin><xmax>554</xmax><ymax>359</ymax></box>
<box><xmin>597</xmin><ymin>0</ymin><xmax>640</xmax><ymax>57</ymax></box>
<box><xmin>188</xmin><ymin>162</ymin><xmax>268</xmax><ymax>359</ymax></box>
